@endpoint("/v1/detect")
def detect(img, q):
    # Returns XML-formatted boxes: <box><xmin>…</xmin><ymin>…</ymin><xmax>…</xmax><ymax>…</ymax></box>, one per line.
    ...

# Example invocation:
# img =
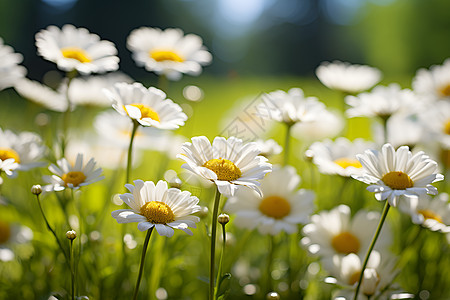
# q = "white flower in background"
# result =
<box><xmin>291</xmin><ymin>108</ymin><xmax>344</xmax><ymax>142</ymax></box>
<box><xmin>43</xmin><ymin>153</ymin><xmax>104</xmax><ymax>191</ymax></box>
<box><xmin>353</xmin><ymin>143</ymin><xmax>444</xmax><ymax>207</ymax></box>
<box><xmin>0</xmin><ymin>159</ymin><xmax>18</xmax><ymax>183</ymax></box>
<box><xmin>265</xmin><ymin>88</ymin><xmax>328</xmax><ymax>125</ymax></box>
<box><xmin>346</xmin><ymin>84</ymin><xmax>418</xmax><ymax>119</ymax></box>
<box><xmin>315</xmin><ymin>60</ymin><xmax>381</xmax><ymax>94</ymax></box>
<box><xmin>0</xmin><ymin>38</ymin><xmax>26</xmax><ymax>91</ymax></box>
<box><xmin>225</xmin><ymin>166</ymin><xmax>314</xmax><ymax>235</ymax></box>
<box><xmin>177</xmin><ymin>136</ymin><xmax>272</xmax><ymax>196</ymax></box>
<box><xmin>0</xmin><ymin>128</ymin><xmax>46</xmax><ymax>175</ymax></box>
<box><xmin>302</xmin><ymin>205</ymin><xmax>391</xmax><ymax>257</ymax></box>
<box><xmin>417</xmin><ymin>101</ymin><xmax>450</xmax><ymax>149</ymax></box>
<box><xmin>399</xmin><ymin>193</ymin><xmax>450</xmax><ymax>233</ymax></box>
<box><xmin>0</xmin><ymin>221</ymin><xmax>33</xmax><ymax>262</ymax></box>
<box><xmin>308</xmin><ymin>138</ymin><xmax>374</xmax><ymax>177</ymax></box>
<box><xmin>412</xmin><ymin>58</ymin><xmax>450</xmax><ymax>101</ymax></box>
<box><xmin>254</xmin><ymin>139</ymin><xmax>282</xmax><ymax>158</ymax></box>
<box><xmin>127</xmin><ymin>27</ymin><xmax>212</xmax><ymax>81</ymax></box>
<box><xmin>104</xmin><ymin>82</ymin><xmax>187</xmax><ymax>129</ymax></box>
<box><xmin>112</xmin><ymin>180</ymin><xmax>201</xmax><ymax>237</ymax></box>
<box><xmin>35</xmin><ymin>24</ymin><xmax>119</xmax><ymax>75</ymax></box>
<box><xmin>14</xmin><ymin>78</ymin><xmax>68</xmax><ymax>112</ymax></box>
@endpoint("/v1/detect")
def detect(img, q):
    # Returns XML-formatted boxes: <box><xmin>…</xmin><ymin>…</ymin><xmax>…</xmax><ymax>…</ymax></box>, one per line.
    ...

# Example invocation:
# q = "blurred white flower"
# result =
<box><xmin>127</xmin><ymin>27</ymin><xmax>212</xmax><ymax>81</ymax></box>
<box><xmin>0</xmin><ymin>221</ymin><xmax>33</xmax><ymax>262</ymax></box>
<box><xmin>316</xmin><ymin>61</ymin><xmax>381</xmax><ymax>94</ymax></box>
<box><xmin>412</xmin><ymin>58</ymin><xmax>450</xmax><ymax>101</ymax></box>
<box><xmin>225</xmin><ymin>165</ymin><xmax>314</xmax><ymax>235</ymax></box>
<box><xmin>0</xmin><ymin>38</ymin><xmax>26</xmax><ymax>91</ymax></box>
<box><xmin>35</xmin><ymin>24</ymin><xmax>119</xmax><ymax>75</ymax></box>
<box><xmin>291</xmin><ymin>108</ymin><xmax>344</xmax><ymax>142</ymax></box>
<box><xmin>14</xmin><ymin>78</ymin><xmax>68</xmax><ymax>112</ymax></box>
<box><xmin>417</xmin><ymin>100</ymin><xmax>450</xmax><ymax>149</ymax></box>
<box><xmin>254</xmin><ymin>139</ymin><xmax>282</xmax><ymax>158</ymax></box>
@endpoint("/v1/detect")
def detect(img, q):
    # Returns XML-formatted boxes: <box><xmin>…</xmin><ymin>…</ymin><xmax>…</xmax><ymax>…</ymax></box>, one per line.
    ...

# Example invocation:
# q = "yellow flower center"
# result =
<box><xmin>418</xmin><ymin>209</ymin><xmax>443</xmax><ymax>223</ymax></box>
<box><xmin>333</xmin><ymin>158</ymin><xmax>362</xmax><ymax>169</ymax></box>
<box><xmin>0</xmin><ymin>148</ymin><xmax>20</xmax><ymax>163</ymax></box>
<box><xmin>331</xmin><ymin>231</ymin><xmax>361</xmax><ymax>255</ymax></box>
<box><xmin>349</xmin><ymin>271</ymin><xmax>361</xmax><ymax>286</ymax></box>
<box><xmin>140</xmin><ymin>201</ymin><xmax>175</xmax><ymax>224</ymax></box>
<box><xmin>62</xmin><ymin>171</ymin><xmax>87</xmax><ymax>187</ymax></box>
<box><xmin>444</xmin><ymin>120</ymin><xmax>450</xmax><ymax>135</ymax></box>
<box><xmin>0</xmin><ymin>221</ymin><xmax>11</xmax><ymax>244</ymax></box>
<box><xmin>150</xmin><ymin>49</ymin><xmax>184</xmax><ymax>62</ymax></box>
<box><xmin>381</xmin><ymin>171</ymin><xmax>414</xmax><ymax>190</ymax></box>
<box><xmin>438</xmin><ymin>83</ymin><xmax>450</xmax><ymax>97</ymax></box>
<box><xmin>125</xmin><ymin>104</ymin><xmax>160</xmax><ymax>122</ymax></box>
<box><xmin>203</xmin><ymin>158</ymin><xmax>242</xmax><ymax>181</ymax></box>
<box><xmin>61</xmin><ymin>47</ymin><xmax>92</xmax><ymax>63</ymax></box>
<box><xmin>259</xmin><ymin>195</ymin><xmax>291</xmax><ymax>219</ymax></box>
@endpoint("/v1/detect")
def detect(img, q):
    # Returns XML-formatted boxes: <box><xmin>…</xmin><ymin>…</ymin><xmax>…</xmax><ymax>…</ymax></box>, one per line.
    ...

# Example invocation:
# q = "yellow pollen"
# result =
<box><xmin>331</xmin><ymin>231</ymin><xmax>361</xmax><ymax>255</ymax></box>
<box><xmin>259</xmin><ymin>195</ymin><xmax>291</xmax><ymax>219</ymax></box>
<box><xmin>0</xmin><ymin>148</ymin><xmax>20</xmax><ymax>163</ymax></box>
<box><xmin>349</xmin><ymin>271</ymin><xmax>361</xmax><ymax>286</ymax></box>
<box><xmin>62</xmin><ymin>171</ymin><xmax>87</xmax><ymax>187</ymax></box>
<box><xmin>140</xmin><ymin>201</ymin><xmax>175</xmax><ymax>224</ymax></box>
<box><xmin>61</xmin><ymin>47</ymin><xmax>91</xmax><ymax>63</ymax></box>
<box><xmin>203</xmin><ymin>158</ymin><xmax>242</xmax><ymax>181</ymax></box>
<box><xmin>334</xmin><ymin>158</ymin><xmax>362</xmax><ymax>169</ymax></box>
<box><xmin>381</xmin><ymin>171</ymin><xmax>413</xmax><ymax>190</ymax></box>
<box><xmin>150</xmin><ymin>49</ymin><xmax>184</xmax><ymax>62</ymax></box>
<box><xmin>0</xmin><ymin>220</ymin><xmax>11</xmax><ymax>244</ymax></box>
<box><xmin>125</xmin><ymin>104</ymin><xmax>160</xmax><ymax>122</ymax></box>
<box><xmin>444</xmin><ymin>120</ymin><xmax>450</xmax><ymax>135</ymax></box>
<box><xmin>438</xmin><ymin>83</ymin><xmax>450</xmax><ymax>97</ymax></box>
<box><xmin>418</xmin><ymin>209</ymin><xmax>443</xmax><ymax>223</ymax></box>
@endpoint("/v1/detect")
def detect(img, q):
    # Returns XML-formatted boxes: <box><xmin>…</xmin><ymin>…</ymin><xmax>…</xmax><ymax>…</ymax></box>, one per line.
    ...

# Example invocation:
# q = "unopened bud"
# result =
<box><xmin>218</xmin><ymin>214</ymin><xmax>230</xmax><ymax>225</ymax></box>
<box><xmin>31</xmin><ymin>185</ymin><xmax>42</xmax><ymax>195</ymax></box>
<box><xmin>304</xmin><ymin>149</ymin><xmax>314</xmax><ymax>162</ymax></box>
<box><xmin>197</xmin><ymin>206</ymin><xmax>209</xmax><ymax>219</ymax></box>
<box><xmin>266</xmin><ymin>291</ymin><xmax>280</xmax><ymax>300</ymax></box>
<box><xmin>66</xmin><ymin>230</ymin><xmax>77</xmax><ymax>240</ymax></box>
<box><xmin>169</xmin><ymin>177</ymin><xmax>182</xmax><ymax>189</ymax></box>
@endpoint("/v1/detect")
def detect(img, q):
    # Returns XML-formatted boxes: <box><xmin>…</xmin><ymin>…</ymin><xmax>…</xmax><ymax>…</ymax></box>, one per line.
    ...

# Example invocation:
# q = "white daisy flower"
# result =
<box><xmin>127</xmin><ymin>27</ymin><xmax>212</xmax><ymax>81</ymax></box>
<box><xmin>291</xmin><ymin>108</ymin><xmax>344</xmax><ymax>142</ymax></box>
<box><xmin>315</xmin><ymin>60</ymin><xmax>381</xmax><ymax>94</ymax></box>
<box><xmin>111</xmin><ymin>180</ymin><xmax>201</xmax><ymax>237</ymax></box>
<box><xmin>104</xmin><ymin>82</ymin><xmax>187</xmax><ymax>129</ymax></box>
<box><xmin>254</xmin><ymin>139</ymin><xmax>282</xmax><ymax>158</ymax></box>
<box><xmin>14</xmin><ymin>78</ymin><xmax>68</xmax><ymax>112</ymax></box>
<box><xmin>399</xmin><ymin>193</ymin><xmax>450</xmax><ymax>233</ymax></box>
<box><xmin>224</xmin><ymin>165</ymin><xmax>314</xmax><ymax>235</ymax></box>
<box><xmin>0</xmin><ymin>221</ymin><xmax>33</xmax><ymax>262</ymax></box>
<box><xmin>353</xmin><ymin>143</ymin><xmax>444</xmax><ymax>207</ymax></box>
<box><xmin>177</xmin><ymin>136</ymin><xmax>272</xmax><ymax>196</ymax></box>
<box><xmin>265</xmin><ymin>88</ymin><xmax>328</xmax><ymax>125</ymax></box>
<box><xmin>0</xmin><ymin>38</ymin><xmax>26</xmax><ymax>91</ymax></box>
<box><xmin>43</xmin><ymin>153</ymin><xmax>104</xmax><ymax>191</ymax></box>
<box><xmin>308</xmin><ymin>138</ymin><xmax>374</xmax><ymax>177</ymax></box>
<box><xmin>418</xmin><ymin>101</ymin><xmax>450</xmax><ymax>149</ymax></box>
<box><xmin>412</xmin><ymin>58</ymin><xmax>450</xmax><ymax>101</ymax></box>
<box><xmin>0</xmin><ymin>128</ymin><xmax>47</xmax><ymax>173</ymax></box>
<box><xmin>35</xmin><ymin>24</ymin><xmax>119</xmax><ymax>75</ymax></box>
<box><xmin>301</xmin><ymin>205</ymin><xmax>392</xmax><ymax>257</ymax></box>
<box><xmin>346</xmin><ymin>84</ymin><xmax>418</xmax><ymax>119</ymax></box>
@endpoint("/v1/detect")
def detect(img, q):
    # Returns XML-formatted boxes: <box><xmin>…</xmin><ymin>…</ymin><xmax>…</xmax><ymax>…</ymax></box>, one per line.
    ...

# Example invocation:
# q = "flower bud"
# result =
<box><xmin>31</xmin><ymin>185</ymin><xmax>42</xmax><ymax>195</ymax></box>
<box><xmin>266</xmin><ymin>291</ymin><xmax>280</xmax><ymax>300</ymax></box>
<box><xmin>66</xmin><ymin>230</ymin><xmax>77</xmax><ymax>240</ymax></box>
<box><xmin>218</xmin><ymin>213</ymin><xmax>230</xmax><ymax>225</ymax></box>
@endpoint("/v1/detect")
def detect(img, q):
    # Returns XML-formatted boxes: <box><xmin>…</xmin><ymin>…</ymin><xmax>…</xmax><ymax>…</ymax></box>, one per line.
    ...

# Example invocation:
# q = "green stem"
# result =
<box><xmin>158</xmin><ymin>74</ymin><xmax>169</xmax><ymax>93</ymax></box>
<box><xmin>70</xmin><ymin>239</ymin><xmax>75</xmax><ymax>300</ymax></box>
<box><xmin>380</xmin><ymin>116</ymin><xmax>390</xmax><ymax>144</ymax></box>
<box><xmin>353</xmin><ymin>201</ymin><xmax>390</xmax><ymax>300</ymax></box>
<box><xmin>214</xmin><ymin>222</ymin><xmax>227</xmax><ymax>299</ymax></box>
<box><xmin>61</xmin><ymin>70</ymin><xmax>77</xmax><ymax>158</ymax></box>
<box><xmin>126</xmin><ymin>120</ymin><xmax>140</xmax><ymax>184</ymax></box>
<box><xmin>132</xmin><ymin>227</ymin><xmax>154</xmax><ymax>300</ymax></box>
<box><xmin>266</xmin><ymin>235</ymin><xmax>275</xmax><ymax>293</ymax></box>
<box><xmin>283</xmin><ymin>123</ymin><xmax>293</xmax><ymax>166</ymax></box>
<box><xmin>209</xmin><ymin>188</ymin><xmax>221</xmax><ymax>300</ymax></box>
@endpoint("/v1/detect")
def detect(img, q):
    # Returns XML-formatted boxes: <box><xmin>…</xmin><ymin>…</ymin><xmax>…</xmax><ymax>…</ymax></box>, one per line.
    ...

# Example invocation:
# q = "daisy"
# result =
<box><xmin>111</xmin><ymin>180</ymin><xmax>201</xmax><ymax>237</ymax></box>
<box><xmin>43</xmin><ymin>153</ymin><xmax>104</xmax><ymax>191</ymax></box>
<box><xmin>254</xmin><ymin>139</ymin><xmax>282</xmax><ymax>158</ymax></box>
<box><xmin>346</xmin><ymin>84</ymin><xmax>418</xmax><ymax>120</ymax></box>
<box><xmin>104</xmin><ymin>82</ymin><xmax>187</xmax><ymax>129</ymax></box>
<box><xmin>224</xmin><ymin>166</ymin><xmax>314</xmax><ymax>235</ymax></box>
<box><xmin>412</xmin><ymin>58</ymin><xmax>450</xmax><ymax>101</ymax></box>
<box><xmin>177</xmin><ymin>136</ymin><xmax>272</xmax><ymax>196</ymax></box>
<box><xmin>0</xmin><ymin>128</ymin><xmax>47</xmax><ymax>173</ymax></box>
<box><xmin>353</xmin><ymin>143</ymin><xmax>444</xmax><ymax>207</ymax></box>
<box><xmin>417</xmin><ymin>101</ymin><xmax>450</xmax><ymax>149</ymax></box>
<box><xmin>0</xmin><ymin>38</ymin><xmax>26</xmax><ymax>91</ymax></box>
<box><xmin>308</xmin><ymin>138</ymin><xmax>374</xmax><ymax>177</ymax></box>
<box><xmin>14</xmin><ymin>78</ymin><xmax>68</xmax><ymax>112</ymax></box>
<box><xmin>127</xmin><ymin>27</ymin><xmax>212</xmax><ymax>80</ymax></box>
<box><xmin>399</xmin><ymin>193</ymin><xmax>450</xmax><ymax>233</ymax></box>
<box><xmin>0</xmin><ymin>221</ymin><xmax>33</xmax><ymax>262</ymax></box>
<box><xmin>301</xmin><ymin>205</ymin><xmax>392</xmax><ymax>257</ymax></box>
<box><xmin>315</xmin><ymin>60</ymin><xmax>381</xmax><ymax>94</ymax></box>
<box><xmin>291</xmin><ymin>108</ymin><xmax>344</xmax><ymax>142</ymax></box>
<box><xmin>35</xmin><ymin>24</ymin><xmax>119</xmax><ymax>75</ymax></box>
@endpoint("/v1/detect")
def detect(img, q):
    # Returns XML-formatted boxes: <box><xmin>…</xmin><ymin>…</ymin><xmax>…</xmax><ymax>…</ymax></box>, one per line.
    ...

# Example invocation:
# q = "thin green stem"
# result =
<box><xmin>283</xmin><ymin>123</ymin><xmax>293</xmax><ymax>166</ymax></box>
<box><xmin>209</xmin><ymin>188</ymin><xmax>221</xmax><ymax>300</ymax></box>
<box><xmin>132</xmin><ymin>227</ymin><xmax>154</xmax><ymax>300</ymax></box>
<box><xmin>70</xmin><ymin>239</ymin><xmax>75</xmax><ymax>300</ymax></box>
<box><xmin>126</xmin><ymin>120</ymin><xmax>140</xmax><ymax>184</ymax></box>
<box><xmin>61</xmin><ymin>70</ymin><xmax>77</xmax><ymax>158</ymax></box>
<box><xmin>380</xmin><ymin>115</ymin><xmax>390</xmax><ymax>144</ymax></box>
<box><xmin>353</xmin><ymin>201</ymin><xmax>390</xmax><ymax>300</ymax></box>
<box><xmin>266</xmin><ymin>235</ymin><xmax>275</xmax><ymax>293</ymax></box>
<box><xmin>158</xmin><ymin>74</ymin><xmax>169</xmax><ymax>93</ymax></box>
<box><xmin>214</xmin><ymin>223</ymin><xmax>227</xmax><ymax>299</ymax></box>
